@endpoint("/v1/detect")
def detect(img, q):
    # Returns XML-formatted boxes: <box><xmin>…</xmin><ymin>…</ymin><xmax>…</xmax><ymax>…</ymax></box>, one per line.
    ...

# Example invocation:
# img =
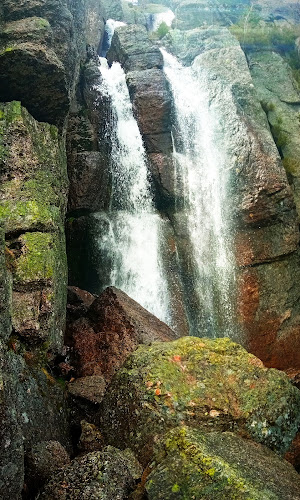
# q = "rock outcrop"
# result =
<box><xmin>66</xmin><ymin>286</ymin><xmax>176</xmax><ymax>381</ymax></box>
<box><xmin>0</xmin><ymin>101</ymin><xmax>68</xmax><ymax>347</ymax></box>
<box><xmin>99</xmin><ymin>336</ymin><xmax>300</xmax><ymax>465</ymax></box>
<box><xmin>40</xmin><ymin>447</ymin><xmax>142</xmax><ymax>500</ymax></box>
<box><xmin>146</xmin><ymin>427</ymin><xmax>300</xmax><ymax>499</ymax></box>
<box><xmin>0</xmin><ymin>1</ymin><xmax>106</xmax><ymax>498</ymax></box>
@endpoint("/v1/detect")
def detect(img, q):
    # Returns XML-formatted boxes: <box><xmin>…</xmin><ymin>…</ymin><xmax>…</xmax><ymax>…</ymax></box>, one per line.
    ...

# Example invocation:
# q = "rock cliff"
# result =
<box><xmin>0</xmin><ymin>1</ymin><xmax>105</xmax><ymax>497</ymax></box>
<box><xmin>1</xmin><ymin>0</ymin><xmax>300</xmax><ymax>498</ymax></box>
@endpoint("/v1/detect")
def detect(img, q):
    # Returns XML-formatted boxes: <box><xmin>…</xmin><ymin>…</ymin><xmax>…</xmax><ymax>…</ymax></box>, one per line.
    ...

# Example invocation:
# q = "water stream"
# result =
<box><xmin>162</xmin><ymin>49</ymin><xmax>235</xmax><ymax>337</ymax></box>
<box><xmin>95</xmin><ymin>59</ymin><xmax>172</xmax><ymax>324</ymax></box>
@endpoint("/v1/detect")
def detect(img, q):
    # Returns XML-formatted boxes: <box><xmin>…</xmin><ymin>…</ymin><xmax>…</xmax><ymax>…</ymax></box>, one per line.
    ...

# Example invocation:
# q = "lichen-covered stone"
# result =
<box><xmin>165</xmin><ymin>26</ymin><xmax>240</xmax><ymax>65</ymax></box>
<box><xmin>0</xmin><ymin>348</ymin><xmax>71</xmax><ymax>500</ymax></box>
<box><xmin>146</xmin><ymin>426</ymin><xmax>300</xmax><ymax>500</ymax></box>
<box><xmin>25</xmin><ymin>440</ymin><xmax>70</xmax><ymax>494</ymax></box>
<box><xmin>248</xmin><ymin>51</ymin><xmax>300</xmax><ymax>217</ymax></box>
<box><xmin>100</xmin><ymin>337</ymin><xmax>300</xmax><ymax>464</ymax></box>
<box><xmin>40</xmin><ymin>446</ymin><xmax>142</xmax><ymax>499</ymax></box>
<box><xmin>77</xmin><ymin>420</ymin><xmax>104</xmax><ymax>454</ymax></box>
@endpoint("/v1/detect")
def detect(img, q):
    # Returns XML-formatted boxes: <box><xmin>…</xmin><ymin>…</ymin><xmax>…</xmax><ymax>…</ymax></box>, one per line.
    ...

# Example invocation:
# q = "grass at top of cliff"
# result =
<box><xmin>229</xmin><ymin>23</ymin><xmax>300</xmax><ymax>51</ymax></box>
<box><xmin>145</xmin><ymin>3</ymin><xmax>170</xmax><ymax>13</ymax></box>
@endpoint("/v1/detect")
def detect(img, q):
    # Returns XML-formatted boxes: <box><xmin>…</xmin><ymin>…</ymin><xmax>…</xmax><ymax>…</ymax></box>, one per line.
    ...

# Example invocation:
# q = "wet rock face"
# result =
<box><xmin>66</xmin><ymin>58</ymin><xmax>112</xmax><ymax>214</ymax></box>
<box><xmin>99</xmin><ymin>336</ymin><xmax>300</xmax><ymax>465</ymax></box>
<box><xmin>181</xmin><ymin>30</ymin><xmax>300</xmax><ymax>371</ymax></box>
<box><xmin>247</xmin><ymin>51</ymin><xmax>300</xmax><ymax>216</ymax></box>
<box><xmin>66</xmin><ymin>286</ymin><xmax>176</xmax><ymax>381</ymax></box>
<box><xmin>40</xmin><ymin>447</ymin><xmax>142</xmax><ymax>500</ymax></box>
<box><xmin>146</xmin><ymin>427</ymin><xmax>300</xmax><ymax>500</ymax></box>
<box><xmin>108</xmin><ymin>24</ymin><xmax>163</xmax><ymax>72</ymax></box>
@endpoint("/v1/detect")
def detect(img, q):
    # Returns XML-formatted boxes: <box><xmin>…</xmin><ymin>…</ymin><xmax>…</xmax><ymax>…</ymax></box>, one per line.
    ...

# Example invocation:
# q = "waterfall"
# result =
<box><xmin>101</xmin><ymin>19</ymin><xmax>126</xmax><ymax>57</ymax></box>
<box><xmin>95</xmin><ymin>59</ymin><xmax>172</xmax><ymax>324</ymax></box>
<box><xmin>147</xmin><ymin>9</ymin><xmax>175</xmax><ymax>32</ymax></box>
<box><xmin>161</xmin><ymin>49</ymin><xmax>235</xmax><ymax>337</ymax></box>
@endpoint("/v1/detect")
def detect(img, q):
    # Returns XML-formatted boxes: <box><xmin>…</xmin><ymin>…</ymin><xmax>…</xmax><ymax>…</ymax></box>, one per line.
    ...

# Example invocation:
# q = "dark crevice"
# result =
<box><xmin>238</xmin><ymin>249</ymin><xmax>298</xmax><ymax>270</ymax></box>
<box><xmin>5</xmin><ymin>226</ymin><xmax>54</xmax><ymax>241</ymax></box>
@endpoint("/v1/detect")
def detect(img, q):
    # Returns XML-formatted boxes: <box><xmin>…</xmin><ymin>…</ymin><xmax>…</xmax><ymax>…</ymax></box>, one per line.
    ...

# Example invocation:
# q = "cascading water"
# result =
<box><xmin>162</xmin><ymin>49</ymin><xmax>235</xmax><ymax>337</ymax></box>
<box><xmin>147</xmin><ymin>8</ymin><xmax>175</xmax><ymax>32</ymax></box>
<box><xmin>101</xmin><ymin>19</ymin><xmax>126</xmax><ymax>57</ymax></box>
<box><xmin>95</xmin><ymin>59</ymin><xmax>172</xmax><ymax>324</ymax></box>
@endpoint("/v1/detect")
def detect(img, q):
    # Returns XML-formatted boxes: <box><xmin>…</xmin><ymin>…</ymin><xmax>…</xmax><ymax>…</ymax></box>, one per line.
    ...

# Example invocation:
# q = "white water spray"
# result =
<box><xmin>148</xmin><ymin>9</ymin><xmax>175</xmax><ymax>32</ymax></box>
<box><xmin>96</xmin><ymin>60</ymin><xmax>171</xmax><ymax>323</ymax></box>
<box><xmin>162</xmin><ymin>49</ymin><xmax>235</xmax><ymax>336</ymax></box>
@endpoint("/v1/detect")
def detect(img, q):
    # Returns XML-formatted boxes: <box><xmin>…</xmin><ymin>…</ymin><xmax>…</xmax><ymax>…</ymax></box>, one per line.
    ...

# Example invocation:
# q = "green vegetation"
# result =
<box><xmin>145</xmin><ymin>3</ymin><xmax>169</xmax><ymax>14</ymax></box>
<box><xmin>156</xmin><ymin>21</ymin><xmax>170</xmax><ymax>39</ymax></box>
<box><xmin>230</xmin><ymin>23</ymin><xmax>300</xmax><ymax>50</ymax></box>
<box><xmin>13</xmin><ymin>232</ymin><xmax>55</xmax><ymax>283</ymax></box>
<box><xmin>282</xmin><ymin>157</ymin><xmax>300</xmax><ymax>176</ymax></box>
<box><xmin>229</xmin><ymin>5</ymin><xmax>300</xmax><ymax>51</ymax></box>
<box><xmin>146</xmin><ymin>427</ymin><xmax>300</xmax><ymax>499</ymax></box>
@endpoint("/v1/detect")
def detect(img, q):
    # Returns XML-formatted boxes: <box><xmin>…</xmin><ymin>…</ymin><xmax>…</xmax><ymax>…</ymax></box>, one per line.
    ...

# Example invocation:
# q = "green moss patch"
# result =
<box><xmin>146</xmin><ymin>427</ymin><xmax>300</xmax><ymax>499</ymax></box>
<box><xmin>13</xmin><ymin>232</ymin><xmax>55</xmax><ymax>284</ymax></box>
<box><xmin>100</xmin><ymin>337</ymin><xmax>300</xmax><ymax>461</ymax></box>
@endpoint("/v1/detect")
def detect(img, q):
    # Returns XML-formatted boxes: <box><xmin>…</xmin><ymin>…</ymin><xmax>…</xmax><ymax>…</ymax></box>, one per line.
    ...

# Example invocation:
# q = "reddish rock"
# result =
<box><xmin>67</xmin><ymin>317</ymin><xmax>103</xmax><ymax>377</ymax></box>
<box><xmin>148</xmin><ymin>153</ymin><xmax>177</xmax><ymax>209</ymax></box>
<box><xmin>67</xmin><ymin>286</ymin><xmax>96</xmax><ymax>309</ymax></box>
<box><xmin>67</xmin><ymin>286</ymin><xmax>97</xmax><ymax>324</ymax></box>
<box><xmin>66</xmin><ymin>287</ymin><xmax>176</xmax><ymax>382</ymax></box>
<box><xmin>285</xmin><ymin>432</ymin><xmax>300</xmax><ymax>471</ymax></box>
<box><xmin>237</xmin><ymin>255</ymin><xmax>300</xmax><ymax>372</ymax></box>
<box><xmin>127</xmin><ymin>69</ymin><xmax>172</xmax><ymax>136</ymax></box>
<box><xmin>88</xmin><ymin>286</ymin><xmax>176</xmax><ymax>342</ymax></box>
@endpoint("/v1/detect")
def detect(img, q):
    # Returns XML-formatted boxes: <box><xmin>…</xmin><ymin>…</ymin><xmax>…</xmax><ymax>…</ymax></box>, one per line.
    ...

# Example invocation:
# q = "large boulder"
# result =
<box><xmin>24</xmin><ymin>441</ymin><xmax>70</xmax><ymax>496</ymax></box>
<box><xmin>146</xmin><ymin>426</ymin><xmax>300</xmax><ymax>500</ymax></box>
<box><xmin>107</xmin><ymin>24</ymin><xmax>163</xmax><ymax>72</ymax></box>
<box><xmin>66</xmin><ymin>286</ymin><xmax>176</xmax><ymax>381</ymax></box>
<box><xmin>40</xmin><ymin>447</ymin><xmax>142</xmax><ymax>500</ymax></box>
<box><xmin>0</xmin><ymin>0</ymin><xmax>106</xmax><ymax>124</ymax></box>
<box><xmin>99</xmin><ymin>337</ymin><xmax>300</xmax><ymax>465</ymax></box>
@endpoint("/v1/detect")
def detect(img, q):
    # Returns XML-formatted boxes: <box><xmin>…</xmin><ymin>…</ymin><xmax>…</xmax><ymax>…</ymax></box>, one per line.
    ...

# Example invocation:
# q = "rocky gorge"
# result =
<box><xmin>1</xmin><ymin>0</ymin><xmax>300</xmax><ymax>498</ymax></box>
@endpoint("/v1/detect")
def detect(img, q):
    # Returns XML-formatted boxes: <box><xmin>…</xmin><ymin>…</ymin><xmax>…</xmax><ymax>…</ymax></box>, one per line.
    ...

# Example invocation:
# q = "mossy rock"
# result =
<box><xmin>100</xmin><ymin>337</ymin><xmax>300</xmax><ymax>464</ymax></box>
<box><xmin>0</xmin><ymin>101</ymin><xmax>68</xmax><ymax>234</ymax></box>
<box><xmin>7</xmin><ymin>231</ymin><xmax>67</xmax><ymax>345</ymax></box>
<box><xmin>0</xmin><ymin>16</ymin><xmax>51</xmax><ymax>45</ymax></box>
<box><xmin>0</xmin><ymin>102</ymin><xmax>68</xmax><ymax>347</ymax></box>
<box><xmin>146</xmin><ymin>426</ymin><xmax>300</xmax><ymax>499</ymax></box>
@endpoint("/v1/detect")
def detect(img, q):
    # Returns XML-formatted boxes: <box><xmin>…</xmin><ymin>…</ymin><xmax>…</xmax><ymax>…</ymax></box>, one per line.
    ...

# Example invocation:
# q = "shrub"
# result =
<box><xmin>156</xmin><ymin>21</ymin><xmax>169</xmax><ymax>39</ymax></box>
